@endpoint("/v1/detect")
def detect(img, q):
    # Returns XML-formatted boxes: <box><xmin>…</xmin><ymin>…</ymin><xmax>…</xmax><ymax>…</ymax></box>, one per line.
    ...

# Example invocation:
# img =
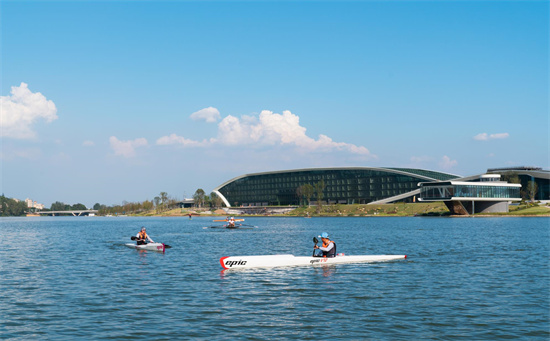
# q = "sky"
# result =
<box><xmin>1</xmin><ymin>0</ymin><xmax>548</xmax><ymax>208</ymax></box>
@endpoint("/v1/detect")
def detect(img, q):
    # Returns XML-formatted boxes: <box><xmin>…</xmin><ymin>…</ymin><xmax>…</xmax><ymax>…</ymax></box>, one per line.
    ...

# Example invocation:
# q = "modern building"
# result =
<box><xmin>178</xmin><ymin>198</ymin><xmax>195</xmax><ymax>208</ymax></box>
<box><xmin>213</xmin><ymin>167</ymin><xmax>460</xmax><ymax>208</ymax></box>
<box><xmin>485</xmin><ymin>167</ymin><xmax>550</xmax><ymax>201</ymax></box>
<box><xmin>418</xmin><ymin>174</ymin><xmax>522</xmax><ymax>214</ymax></box>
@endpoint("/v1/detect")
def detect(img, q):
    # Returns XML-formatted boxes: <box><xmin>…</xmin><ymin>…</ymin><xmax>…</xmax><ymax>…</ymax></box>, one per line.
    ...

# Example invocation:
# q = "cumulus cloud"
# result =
<box><xmin>156</xmin><ymin>109</ymin><xmax>375</xmax><ymax>158</ymax></box>
<box><xmin>0</xmin><ymin>82</ymin><xmax>58</xmax><ymax>139</ymax></box>
<box><xmin>156</xmin><ymin>133</ymin><xmax>212</xmax><ymax>147</ymax></box>
<box><xmin>83</xmin><ymin>140</ymin><xmax>95</xmax><ymax>147</ymax></box>
<box><xmin>439</xmin><ymin>155</ymin><xmax>458</xmax><ymax>170</ymax></box>
<box><xmin>109</xmin><ymin>136</ymin><xmax>148</xmax><ymax>157</ymax></box>
<box><xmin>473</xmin><ymin>132</ymin><xmax>510</xmax><ymax>141</ymax></box>
<box><xmin>216</xmin><ymin>110</ymin><xmax>375</xmax><ymax>157</ymax></box>
<box><xmin>190</xmin><ymin>107</ymin><xmax>221</xmax><ymax>123</ymax></box>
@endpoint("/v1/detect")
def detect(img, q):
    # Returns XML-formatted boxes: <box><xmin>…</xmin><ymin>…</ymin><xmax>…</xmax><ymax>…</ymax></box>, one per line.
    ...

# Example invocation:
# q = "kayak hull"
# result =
<box><xmin>125</xmin><ymin>243</ymin><xmax>166</xmax><ymax>252</ymax></box>
<box><xmin>220</xmin><ymin>254</ymin><xmax>406</xmax><ymax>270</ymax></box>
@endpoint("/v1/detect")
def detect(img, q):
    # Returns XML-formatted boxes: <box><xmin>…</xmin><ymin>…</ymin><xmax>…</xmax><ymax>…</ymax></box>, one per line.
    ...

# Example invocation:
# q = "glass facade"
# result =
<box><xmin>420</xmin><ymin>183</ymin><xmax>521</xmax><ymax>200</ymax></box>
<box><xmin>216</xmin><ymin>168</ymin><xmax>459</xmax><ymax>207</ymax></box>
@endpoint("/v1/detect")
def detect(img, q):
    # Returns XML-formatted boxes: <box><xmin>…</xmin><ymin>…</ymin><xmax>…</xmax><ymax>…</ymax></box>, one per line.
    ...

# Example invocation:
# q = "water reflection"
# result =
<box><xmin>316</xmin><ymin>265</ymin><xmax>337</xmax><ymax>277</ymax></box>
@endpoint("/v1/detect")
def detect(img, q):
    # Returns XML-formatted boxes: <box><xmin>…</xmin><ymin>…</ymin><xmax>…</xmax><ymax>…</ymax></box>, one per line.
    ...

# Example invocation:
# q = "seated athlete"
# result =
<box><xmin>136</xmin><ymin>227</ymin><xmax>155</xmax><ymax>245</ymax></box>
<box><xmin>314</xmin><ymin>232</ymin><xmax>336</xmax><ymax>257</ymax></box>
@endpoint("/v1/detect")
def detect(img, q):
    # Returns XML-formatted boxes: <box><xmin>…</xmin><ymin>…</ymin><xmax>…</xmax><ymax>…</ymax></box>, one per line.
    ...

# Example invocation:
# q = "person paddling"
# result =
<box><xmin>314</xmin><ymin>232</ymin><xmax>336</xmax><ymax>257</ymax></box>
<box><xmin>136</xmin><ymin>227</ymin><xmax>154</xmax><ymax>245</ymax></box>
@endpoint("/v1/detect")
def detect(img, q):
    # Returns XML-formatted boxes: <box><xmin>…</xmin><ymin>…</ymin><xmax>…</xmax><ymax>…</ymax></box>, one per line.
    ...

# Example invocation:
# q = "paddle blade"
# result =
<box><xmin>131</xmin><ymin>236</ymin><xmax>137</xmax><ymax>240</ymax></box>
<box><xmin>164</xmin><ymin>244</ymin><xmax>172</xmax><ymax>249</ymax></box>
<box><xmin>313</xmin><ymin>237</ymin><xmax>318</xmax><ymax>244</ymax></box>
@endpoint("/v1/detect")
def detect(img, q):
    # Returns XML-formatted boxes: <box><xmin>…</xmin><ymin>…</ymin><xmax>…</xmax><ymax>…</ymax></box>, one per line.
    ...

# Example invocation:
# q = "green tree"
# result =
<box><xmin>314</xmin><ymin>180</ymin><xmax>326</xmax><ymax>213</ymax></box>
<box><xmin>193</xmin><ymin>189</ymin><xmax>206</xmax><ymax>208</ymax></box>
<box><xmin>142</xmin><ymin>200</ymin><xmax>154</xmax><ymax>212</ymax></box>
<box><xmin>303</xmin><ymin>184</ymin><xmax>314</xmax><ymax>206</ymax></box>
<box><xmin>296</xmin><ymin>185</ymin><xmax>304</xmax><ymax>205</ymax></box>
<box><xmin>210</xmin><ymin>192</ymin><xmax>223</xmax><ymax>208</ymax></box>
<box><xmin>93</xmin><ymin>203</ymin><xmax>102</xmax><ymax>210</ymax></box>
<box><xmin>527</xmin><ymin>181</ymin><xmax>538</xmax><ymax>202</ymax></box>
<box><xmin>158</xmin><ymin>192</ymin><xmax>169</xmax><ymax>212</ymax></box>
<box><xmin>51</xmin><ymin>201</ymin><xmax>68</xmax><ymax>211</ymax></box>
<box><xmin>501</xmin><ymin>172</ymin><xmax>520</xmax><ymax>184</ymax></box>
<box><xmin>153</xmin><ymin>196</ymin><xmax>161</xmax><ymax>213</ymax></box>
<box><xmin>0</xmin><ymin>195</ymin><xmax>27</xmax><ymax>216</ymax></box>
<box><xmin>71</xmin><ymin>203</ymin><xmax>87</xmax><ymax>210</ymax></box>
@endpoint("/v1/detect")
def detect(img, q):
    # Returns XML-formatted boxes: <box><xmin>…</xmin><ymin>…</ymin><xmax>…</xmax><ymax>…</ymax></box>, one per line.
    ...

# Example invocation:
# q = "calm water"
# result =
<box><xmin>1</xmin><ymin>216</ymin><xmax>548</xmax><ymax>340</ymax></box>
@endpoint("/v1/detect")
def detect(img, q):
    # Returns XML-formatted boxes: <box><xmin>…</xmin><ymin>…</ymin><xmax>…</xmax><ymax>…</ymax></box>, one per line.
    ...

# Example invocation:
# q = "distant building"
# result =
<box><xmin>419</xmin><ymin>174</ymin><xmax>522</xmax><ymax>214</ymax></box>
<box><xmin>486</xmin><ymin>167</ymin><xmax>550</xmax><ymax>201</ymax></box>
<box><xmin>213</xmin><ymin>167</ymin><xmax>459</xmax><ymax>207</ymax></box>
<box><xmin>212</xmin><ymin>166</ymin><xmax>548</xmax><ymax>215</ymax></box>
<box><xmin>178</xmin><ymin>198</ymin><xmax>195</xmax><ymax>208</ymax></box>
<box><xmin>25</xmin><ymin>198</ymin><xmax>45</xmax><ymax>211</ymax></box>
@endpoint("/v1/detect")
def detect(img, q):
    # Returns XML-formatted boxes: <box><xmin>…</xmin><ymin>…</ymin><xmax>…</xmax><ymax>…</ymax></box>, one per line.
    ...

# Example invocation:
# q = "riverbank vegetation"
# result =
<box><xmin>144</xmin><ymin>201</ymin><xmax>550</xmax><ymax>217</ymax></box>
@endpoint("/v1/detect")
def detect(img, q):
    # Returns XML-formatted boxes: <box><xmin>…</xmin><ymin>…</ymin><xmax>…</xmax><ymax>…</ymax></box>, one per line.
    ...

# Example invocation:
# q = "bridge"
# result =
<box><xmin>37</xmin><ymin>210</ymin><xmax>99</xmax><ymax>216</ymax></box>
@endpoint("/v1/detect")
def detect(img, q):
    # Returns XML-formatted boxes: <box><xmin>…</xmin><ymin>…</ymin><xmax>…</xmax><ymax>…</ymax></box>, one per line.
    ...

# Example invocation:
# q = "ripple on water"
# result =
<box><xmin>0</xmin><ymin>216</ymin><xmax>548</xmax><ymax>340</ymax></box>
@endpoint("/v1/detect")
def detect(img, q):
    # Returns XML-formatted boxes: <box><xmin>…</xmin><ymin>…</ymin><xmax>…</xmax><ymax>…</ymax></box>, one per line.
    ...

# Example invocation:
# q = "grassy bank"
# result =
<box><xmin>128</xmin><ymin>202</ymin><xmax>550</xmax><ymax>217</ymax></box>
<box><xmin>287</xmin><ymin>202</ymin><xmax>449</xmax><ymax>217</ymax></box>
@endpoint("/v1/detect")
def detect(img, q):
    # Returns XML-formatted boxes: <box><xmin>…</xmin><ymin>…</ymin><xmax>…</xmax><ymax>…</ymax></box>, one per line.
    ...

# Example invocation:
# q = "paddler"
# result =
<box><xmin>314</xmin><ymin>232</ymin><xmax>336</xmax><ymax>257</ymax></box>
<box><xmin>227</xmin><ymin>217</ymin><xmax>236</xmax><ymax>228</ymax></box>
<box><xmin>136</xmin><ymin>227</ymin><xmax>155</xmax><ymax>245</ymax></box>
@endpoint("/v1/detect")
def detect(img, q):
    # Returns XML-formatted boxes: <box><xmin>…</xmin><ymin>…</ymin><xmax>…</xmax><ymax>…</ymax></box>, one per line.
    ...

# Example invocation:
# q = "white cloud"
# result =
<box><xmin>489</xmin><ymin>133</ymin><xmax>509</xmax><ymax>139</ymax></box>
<box><xmin>83</xmin><ymin>140</ymin><xmax>95</xmax><ymax>147</ymax></box>
<box><xmin>156</xmin><ymin>109</ymin><xmax>375</xmax><ymax>158</ymax></box>
<box><xmin>190</xmin><ymin>107</ymin><xmax>221</xmax><ymax>123</ymax></box>
<box><xmin>0</xmin><ymin>82</ymin><xmax>58</xmax><ymax>139</ymax></box>
<box><xmin>439</xmin><ymin>155</ymin><xmax>458</xmax><ymax>170</ymax></box>
<box><xmin>109</xmin><ymin>136</ymin><xmax>148</xmax><ymax>157</ymax></box>
<box><xmin>474</xmin><ymin>132</ymin><xmax>510</xmax><ymax>141</ymax></box>
<box><xmin>473</xmin><ymin>133</ymin><xmax>488</xmax><ymax>141</ymax></box>
<box><xmin>216</xmin><ymin>110</ymin><xmax>375</xmax><ymax>157</ymax></box>
<box><xmin>156</xmin><ymin>133</ymin><xmax>212</xmax><ymax>147</ymax></box>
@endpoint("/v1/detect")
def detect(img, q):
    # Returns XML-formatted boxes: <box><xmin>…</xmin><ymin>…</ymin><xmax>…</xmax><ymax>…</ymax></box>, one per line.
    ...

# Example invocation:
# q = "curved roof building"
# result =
<box><xmin>213</xmin><ymin>167</ymin><xmax>460</xmax><ymax>207</ymax></box>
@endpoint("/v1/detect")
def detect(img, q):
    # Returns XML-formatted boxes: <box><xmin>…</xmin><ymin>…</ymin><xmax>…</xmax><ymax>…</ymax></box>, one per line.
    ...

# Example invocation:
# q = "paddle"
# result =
<box><xmin>313</xmin><ymin>237</ymin><xmax>318</xmax><ymax>257</ymax></box>
<box><xmin>239</xmin><ymin>224</ymin><xmax>258</xmax><ymax>228</ymax></box>
<box><xmin>130</xmin><ymin>236</ymin><xmax>171</xmax><ymax>248</ymax></box>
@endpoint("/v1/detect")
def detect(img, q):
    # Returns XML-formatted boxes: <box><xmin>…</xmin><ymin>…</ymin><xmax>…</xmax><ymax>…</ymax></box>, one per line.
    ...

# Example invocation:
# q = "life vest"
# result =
<box><xmin>138</xmin><ymin>231</ymin><xmax>148</xmax><ymax>240</ymax></box>
<box><xmin>322</xmin><ymin>240</ymin><xmax>336</xmax><ymax>258</ymax></box>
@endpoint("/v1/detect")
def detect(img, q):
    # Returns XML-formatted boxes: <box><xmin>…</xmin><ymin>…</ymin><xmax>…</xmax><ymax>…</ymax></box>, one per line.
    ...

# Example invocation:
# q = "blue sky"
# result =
<box><xmin>1</xmin><ymin>0</ymin><xmax>548</xmax><ymax>208</ymax></box>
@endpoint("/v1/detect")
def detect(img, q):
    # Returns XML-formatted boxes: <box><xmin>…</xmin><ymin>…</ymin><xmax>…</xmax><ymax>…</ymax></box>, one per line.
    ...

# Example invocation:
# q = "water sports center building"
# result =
<box><xmin>212</xmin><ymin>166</ymin><xmax>549</xmax><ymax>214</ymax></box>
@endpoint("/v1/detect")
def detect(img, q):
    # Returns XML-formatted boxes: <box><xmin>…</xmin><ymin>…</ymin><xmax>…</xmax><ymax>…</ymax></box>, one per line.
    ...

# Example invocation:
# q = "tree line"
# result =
<box><xmin>96</xmin><ymin>190</ymin><xmax>224</xmax><ymax>215</ymax></box>
<box><xmin>0</xmin><ymin>195</ymin><xmax>29</xmax><ymax>216</ymax></box>
<box><xmin>296</xmin><ymin>180</ymin><xmax>326</xmax><ymax>213</ymax></box>
<box><xmin>0</xmin><ymin>176</ymin><xmax>540</xmax><ymax>217</ymax></box>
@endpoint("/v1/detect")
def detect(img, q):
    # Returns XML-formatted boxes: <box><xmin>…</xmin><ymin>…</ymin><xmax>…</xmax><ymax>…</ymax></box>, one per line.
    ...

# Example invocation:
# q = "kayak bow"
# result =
<box><xmin>125</xmin><ymin>243</ymin><xmax>166</xmax><ymax>252</ymax></box>
<box><xmin>220</xmin><ymin>254</ymin><xmax>407</xmax><ymax>270</ymax></box>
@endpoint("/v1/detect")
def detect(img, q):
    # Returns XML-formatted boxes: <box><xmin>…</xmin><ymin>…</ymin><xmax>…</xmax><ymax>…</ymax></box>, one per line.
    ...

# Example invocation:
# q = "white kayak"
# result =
<box><xmin>220</xmin><ymin>254</ymin><xmax>407</xmax><ymax>270</ymax></box>
<box><xmin>125</xmin><ymin>243</ymin><xmax>166</xmax><ymax>252</ymax></box>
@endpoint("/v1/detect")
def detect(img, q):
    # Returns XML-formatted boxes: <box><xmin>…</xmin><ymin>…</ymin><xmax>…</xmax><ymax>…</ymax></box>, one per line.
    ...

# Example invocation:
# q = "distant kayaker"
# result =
<box><xmin>314</xmin><ymin>232</ymin><xmax>336</xmax><ymax>257</ymax></box>
<box><xmin>136</xmin><ymin>227</ymin><xmax>154</xmax><ymax>245</ymax></box>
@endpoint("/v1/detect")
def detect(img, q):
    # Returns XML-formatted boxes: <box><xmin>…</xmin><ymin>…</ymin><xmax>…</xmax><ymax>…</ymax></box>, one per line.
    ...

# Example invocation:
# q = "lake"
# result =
<box><xmin>1</xmin><ymin>216</ymin><xmax>548</xmax><ymax>340</ymax></box>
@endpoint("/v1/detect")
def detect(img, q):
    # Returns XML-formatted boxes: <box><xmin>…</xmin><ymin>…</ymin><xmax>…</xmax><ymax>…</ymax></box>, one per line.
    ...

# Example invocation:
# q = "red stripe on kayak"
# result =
<box><xmin>404</xmin><ymin>255</ymin><xmax>407</xmax><ymax>259</ymax></box>
<box><xmin>220</xmin><ymin>257</ymin><xmax>229</xmax><ymax>269</ymax></box>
